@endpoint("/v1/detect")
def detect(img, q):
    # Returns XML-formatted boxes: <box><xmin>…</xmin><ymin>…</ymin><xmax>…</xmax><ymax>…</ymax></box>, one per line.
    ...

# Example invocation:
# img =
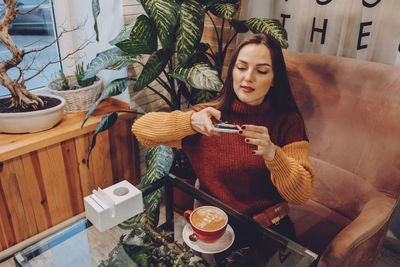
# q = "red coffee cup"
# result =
<box><xmin>184</xmin><ymin>206</ymin><xmax>228</xmax><ymax>243</ymax></box>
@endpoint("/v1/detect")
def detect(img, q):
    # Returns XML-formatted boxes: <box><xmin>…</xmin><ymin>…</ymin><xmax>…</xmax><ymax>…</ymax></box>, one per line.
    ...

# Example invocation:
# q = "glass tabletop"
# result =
<box><xmin>14</xmin><ymin>174</ymin><xmax>318</xmax><ymax>267</ymax></box>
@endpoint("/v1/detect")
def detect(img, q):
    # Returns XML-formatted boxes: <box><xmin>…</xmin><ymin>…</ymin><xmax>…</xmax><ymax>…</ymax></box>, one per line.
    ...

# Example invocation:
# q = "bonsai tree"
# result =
<box><xmin>0</xmin><ymin>0</ymin><xmax>87</xmax><ymax>110</ymax></box>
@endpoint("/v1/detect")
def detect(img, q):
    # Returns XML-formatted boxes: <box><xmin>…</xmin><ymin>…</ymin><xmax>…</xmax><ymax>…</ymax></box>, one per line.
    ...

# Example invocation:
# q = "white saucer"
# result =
<box><xmin>182</xmin><ymin>224</ymin><xmax>235</xmax><ymax>254</ymax></box>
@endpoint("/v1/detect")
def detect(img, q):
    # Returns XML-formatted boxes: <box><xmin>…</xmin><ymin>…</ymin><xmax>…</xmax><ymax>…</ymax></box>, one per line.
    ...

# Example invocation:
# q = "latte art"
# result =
<box><xmin>191</xmin><ymin>207</ymin><xmax>227</xmax><ymax>231</ymax></box>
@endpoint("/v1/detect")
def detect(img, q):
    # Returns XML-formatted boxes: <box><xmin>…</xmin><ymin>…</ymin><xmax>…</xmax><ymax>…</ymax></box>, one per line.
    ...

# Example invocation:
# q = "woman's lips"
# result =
<box><xmin>241</xmin><ymin>85</ymin><xmax>254</xmax><ymax>93</ymax></box>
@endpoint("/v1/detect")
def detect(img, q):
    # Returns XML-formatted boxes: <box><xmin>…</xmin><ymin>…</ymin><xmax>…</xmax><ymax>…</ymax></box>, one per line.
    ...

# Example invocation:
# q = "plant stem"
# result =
<box><xmin>207</xmin><ymin>12</ymin><xmax>220</xmax><ymax>45</ymax></box>
<box><xmin>146</xmin><ymin>84</ymin><xmax>174</xmax><ymax>110</ymax></box>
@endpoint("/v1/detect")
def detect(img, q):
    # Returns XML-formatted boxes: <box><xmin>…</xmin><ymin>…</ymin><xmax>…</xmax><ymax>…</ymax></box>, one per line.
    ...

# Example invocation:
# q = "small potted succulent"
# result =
<box><xmin>47</xmin><ymin>62</ymin><xmax>104</xmax><ymax>112</ymax></box>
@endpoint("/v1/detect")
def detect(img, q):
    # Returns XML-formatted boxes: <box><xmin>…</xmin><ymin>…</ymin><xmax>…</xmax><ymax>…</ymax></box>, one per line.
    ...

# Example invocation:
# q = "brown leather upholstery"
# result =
<box><xmin>283</xmin><ymin>50</ymin><xmax>400</xmax><ymax>267</ymax></box>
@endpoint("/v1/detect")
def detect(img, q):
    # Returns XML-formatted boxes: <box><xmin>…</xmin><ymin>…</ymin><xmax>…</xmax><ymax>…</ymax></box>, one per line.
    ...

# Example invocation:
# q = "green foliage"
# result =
<box><xmin>245</xmin><ymin>18</ymin><xmax>289</xmax><ymax>48</ymax></box>
<box><xmin>56</xmin><ymin>63</ymin><xmax>96</xmax><ymax>91</ymax></box>
<box><xmin>110</xmin><ymin>15</ymin><xmax>157</xmax><ymax>55</ymax></box>
<box><xmin>81</xmin><ymin>77</ymin><xmax>134</xmax><ymax>127</ymax></box>
<box><xmin>75</xmin><ymin>63</ymin><xmax>96</xmax><ymax>87</ymax></box>
<box><xmin>58</xmin><ymin>70</ymin><xmax>70</xmax><ymax>91</ymax></box>
<box><xmin>100</xmin><ymin>212</ymin><xmax>207</xmax><ymax>267</ymax></box>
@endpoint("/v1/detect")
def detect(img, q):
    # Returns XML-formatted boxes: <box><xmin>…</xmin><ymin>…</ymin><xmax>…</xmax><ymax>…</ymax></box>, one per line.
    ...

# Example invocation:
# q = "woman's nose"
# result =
<box><xmin>244</xmin><ymin>70</ymin><xmax>255</xmax><ymax>82</ymax></box>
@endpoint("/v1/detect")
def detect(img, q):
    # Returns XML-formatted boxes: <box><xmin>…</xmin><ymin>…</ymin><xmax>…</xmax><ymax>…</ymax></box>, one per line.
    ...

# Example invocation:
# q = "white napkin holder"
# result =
<box><xmin>84</xmin><ymin>180</ymin><xmax>143</xmax><ymax>232</ymax></box>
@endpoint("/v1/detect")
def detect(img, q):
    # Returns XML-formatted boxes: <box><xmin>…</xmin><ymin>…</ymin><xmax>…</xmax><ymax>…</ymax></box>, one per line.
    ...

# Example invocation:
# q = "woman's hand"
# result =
<box><xmin>191</xmin><ymin>107</ymin><xmax>221</xmax><ymax>136</ymax></box>
<box><xmin>240</xmin><ymin>124</ymin><xmax>276</xmax><ymax>161</ymax></box>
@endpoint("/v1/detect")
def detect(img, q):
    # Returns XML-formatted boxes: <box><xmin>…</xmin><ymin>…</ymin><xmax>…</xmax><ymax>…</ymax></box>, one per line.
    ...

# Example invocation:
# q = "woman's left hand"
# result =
<box><xmin>240</xmin><ymin>124</ymin><xmax>276</xmax><ymax>161</ymax></box>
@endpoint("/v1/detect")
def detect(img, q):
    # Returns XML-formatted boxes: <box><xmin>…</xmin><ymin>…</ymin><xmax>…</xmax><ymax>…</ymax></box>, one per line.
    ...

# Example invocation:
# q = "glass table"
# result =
<box><xmin>13</xmin><ymin>174</ymin><xmax>318</xmax><ymax>266</ymax></box>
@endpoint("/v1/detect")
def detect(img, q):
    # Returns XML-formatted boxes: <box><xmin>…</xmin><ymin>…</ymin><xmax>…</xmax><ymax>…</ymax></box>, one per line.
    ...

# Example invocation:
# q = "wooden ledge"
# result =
<box><xmin>0</xmin><ymin>98</ymin><xmax>137</xmax><ymax>162</ymax></box>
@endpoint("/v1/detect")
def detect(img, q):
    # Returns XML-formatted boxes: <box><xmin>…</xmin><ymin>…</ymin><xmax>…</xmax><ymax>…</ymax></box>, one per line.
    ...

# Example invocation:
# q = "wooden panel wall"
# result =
<box><xmin>0</xmin><ymin>118</ymin><xmax>139</xmax><ymax>251</ymax></box>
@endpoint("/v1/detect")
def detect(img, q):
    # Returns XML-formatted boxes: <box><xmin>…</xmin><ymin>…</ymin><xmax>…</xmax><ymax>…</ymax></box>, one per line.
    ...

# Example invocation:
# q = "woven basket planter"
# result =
<box><xmin>47</xmin><ymin>76</ymin><xmax>104</xmax><ymax>112</ymax></box>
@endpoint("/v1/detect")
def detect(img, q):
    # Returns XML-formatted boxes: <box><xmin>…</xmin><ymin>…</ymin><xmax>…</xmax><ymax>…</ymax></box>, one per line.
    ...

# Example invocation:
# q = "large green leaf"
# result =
<box><xmin>83</xmin><ymin>48</ymin><xmax>140</xmax><ymax>80</ymax></box>
<box><xmin>245</xmin><ymin>18</ymin><xmax>289</xmax><ymax>48</ymax></box>
<box><xmin>209</xmin><ymin>2</ymin><xmax>239</xmax><ymax>21</ymax></box>
<box><xmin>110</xmin><ymin>15</ymin><xmax>157</xmax><ymax>55</ymax></box>
<box><xmin>133</xmin><ymin>49</ymin><xmax>170</xmax><ymax>92</ymax></box>
<box><xmin>170</xmin><ymin>63</ymin><xmax>223</xmax><ymax>91</ymax></box>
<box><xmin>82</xmin><ymin>77</ymin><xmax>132</xmax><ymax>127</ymax></box>
<box><xmin>139</xmin><ymin>0</ymin><xmax>180</xmax><ymax>50</ymax></box>
<box><xmin>229</xmin><ymin>19</ymin><xmax>249</xmax><ymax>33</ymax></box>
<box><xmin>86</xmin><ymin>112</ymin><xmax>118</xmax><ymax>167</ymax></box>
<box><xmin>176</xmin><ymin>0</ymin><xmax>205</xmax><ymax>66</ymax></box>
<box><xmin>190</xmin><ymin>87</ymin><xmax>218</xmax><ymax>105</ymax></box>
<box><xmin>92</xmin><ymin>0</ymin><xmax>100</xmax><ymax>41</ymax></box>
<box><xmin>141</xmin><ymin>145</ymin><xmax>173</xmax><ymax>225</ymax></box>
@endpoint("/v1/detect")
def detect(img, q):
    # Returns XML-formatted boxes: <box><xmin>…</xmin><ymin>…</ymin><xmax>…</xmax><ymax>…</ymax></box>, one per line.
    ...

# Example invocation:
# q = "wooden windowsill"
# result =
<box><xmin>0</xmin><ymin>98</ymin><xmax>137</xmax><ymax>162</ymax></box>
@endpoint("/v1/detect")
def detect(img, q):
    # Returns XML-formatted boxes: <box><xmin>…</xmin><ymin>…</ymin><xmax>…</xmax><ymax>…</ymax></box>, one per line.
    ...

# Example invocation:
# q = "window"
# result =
<box><xmin>0</xmin><ymin>0</ymin><xmax>61</xmax><ymax>97</ymax></box>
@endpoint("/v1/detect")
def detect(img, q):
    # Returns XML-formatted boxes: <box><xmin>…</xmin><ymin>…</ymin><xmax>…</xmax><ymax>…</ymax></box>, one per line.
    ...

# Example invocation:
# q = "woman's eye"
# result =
<box><xmin>236</xmin><ymin>66</ymin><xmax>246</xmax><ymax>70</ymax></box>
<box><xmin>258</xmin><ymin>70</ymin><xmax>268</xmax><ymax>74</ymax></box>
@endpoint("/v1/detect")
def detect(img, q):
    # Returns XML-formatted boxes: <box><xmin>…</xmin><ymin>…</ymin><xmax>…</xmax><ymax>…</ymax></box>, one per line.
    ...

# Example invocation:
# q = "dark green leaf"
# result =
<box><xmin>133</xmin><ymin>49</ymin><xmax>170</xmax><ymax>92</ymax></box>
<box><xmin>190</xmin><ymin>87</ymin><xmax>218</xmax><ymax>105</ymax></box>
<box><xmin>140</xmin><ymin>0</ymin><xmax>180</xmax><ymax>50</ymax></box>
<box><xmin>170</xmin><ymin>63</ymin><xmax>222</xmax><ymax>91</ymax></box>
<box><xmin>84</xmin><ymin>48</ymin><xmax>140</xmax><ymax>80</ymax></box>
<box><xmin>177</xmin><ymin>0</ymin><xmax>205</xmax><ymax>65</ymax></box>
<box><xmin>92</xmin><ymin>0</ymin><xmax>100</xmax><ymax>41</ymax></box>
<box><xmin>245</xmin><ymin>18</ymin><xmax>289</xmax><ymax>48</ymax></box>
<box><xmin>141</xmin><ymin>146</ymin><xmax>173</xmax><ymax>225</ymax></box>
<box><xmin>82</xmin><ymin>77</ymin><xmax>132</xmax><ymax>127</ymax></box>
<box><xmin>110</xmin><ymin>15</ymin><xmax>157</xmax><ymax>55</ymax></box>
<box><xmin>209</xmin><ymin>2</ymin><xmax>239</xmax><ymax>21</ymax></box>
<box><xmin>87</xmin><ymin>112</ymin><xmax>118</xmax><ymax>167</ymax></box>
<box><xmin>229</xmin><ymin>19</ymin><xmax>249</xmax><ymax>33</ymax></box>
<box><xmin>142</xmin><ymin>146</ymin><xmax>174</xmax><ymax>187</ymax></box>
<box><xmin>100</xmin><ymin>244</ymin><xmax>138</xmax><ymax>267</ymax></box>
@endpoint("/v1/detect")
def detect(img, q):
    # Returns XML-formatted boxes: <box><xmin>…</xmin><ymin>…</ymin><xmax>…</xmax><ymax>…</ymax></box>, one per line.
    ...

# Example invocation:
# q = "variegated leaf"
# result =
<box><xmin>110</xmin><ymin>15</ymin><xmax>157</xmax><ymax>55</ymax></box>
<box><xmin>133</xmin><ymin>49</ymin><xmax>170</xmax><ymax>92</ymax></box>
<box><xmin>141</xmin><ymin>145</ymin><xmax>173</xmax><ymax>222</ymax></box>
<box><xmin>209</xmin><ymin>2</ymin><xmax>239</xmax><ymax>21</ymax></box>
<box><xmin>245</xmin><ymin>18</ymin><xmax>289</xmax><ymax>48</ymax></box>
<box><xmin>84</xmin><ymin>48</ymin><xmax>140</xmax><ymax>80</ymax></box>
<box><xmin>190</xmin><ymin>87</ymin><xmax>218</xmax><ymax>105</ymax></box>
<box><xmin>171</xmin><ymin>63</ymin><xmax>223</xmax><ymax>91</ymax></box>
<box><xmin>92</xmin><ymin>0</ymin><xmax>100</xmax><ymax>41</ymax></box>
<box><xmin>140</xmin><ymin>0</ymin><xmax>180</xmax><ymax>50</ymax></box>
<box><xmin>177</xmin><ymin>0</ymin><xmax>205</xmax><ymax>65</ymax></box>
<box><xmin>87</xmin><ymin>112</ymin><xmax>118</xmax><ymax>167</ymax></box>
<box><xmin>82</xmin><ymin>77</ymin><xmax>132</xmax><ymax>127</ymax></box>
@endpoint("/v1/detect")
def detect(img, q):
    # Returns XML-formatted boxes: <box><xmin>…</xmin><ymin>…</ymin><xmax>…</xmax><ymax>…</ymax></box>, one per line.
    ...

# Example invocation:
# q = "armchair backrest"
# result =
<box><xmin>283</xmin><ymin>50</ymin><xmax>400</xmax><ymax>219</ymax></box>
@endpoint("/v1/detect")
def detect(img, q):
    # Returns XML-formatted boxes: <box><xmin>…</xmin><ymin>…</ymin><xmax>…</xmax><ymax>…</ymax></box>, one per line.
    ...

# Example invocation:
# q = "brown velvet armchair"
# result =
<box><xmin>283</xmin><ymin>50</ymin><xmax>400</xmax><ymax>267</ymax></box>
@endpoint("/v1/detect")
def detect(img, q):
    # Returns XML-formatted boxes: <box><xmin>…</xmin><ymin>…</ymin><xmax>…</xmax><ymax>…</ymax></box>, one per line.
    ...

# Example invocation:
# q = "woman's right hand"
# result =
<box><xmin>191</xmin><ymin>107</ymin><xmax>221</xmax><ymax>136</ymax></box>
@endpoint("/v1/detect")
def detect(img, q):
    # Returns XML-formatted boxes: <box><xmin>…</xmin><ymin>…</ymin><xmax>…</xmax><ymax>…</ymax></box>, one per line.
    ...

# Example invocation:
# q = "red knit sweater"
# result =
<box><xmin>182</xmin><ymin>98</ymin><xmax>307</xmax><ymax>215</ymax></box>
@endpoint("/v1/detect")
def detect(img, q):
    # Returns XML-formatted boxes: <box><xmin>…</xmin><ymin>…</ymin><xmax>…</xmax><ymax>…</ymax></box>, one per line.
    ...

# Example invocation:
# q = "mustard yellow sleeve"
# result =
<box><xmin>131</xmin><ymin>110</ymin><xmax>197</xmax><ymax>148</ymax></box>
<box><xmin>265</xmin><ymin>141</ymin><xmax>316</xmax><ymax>204</ymax></box>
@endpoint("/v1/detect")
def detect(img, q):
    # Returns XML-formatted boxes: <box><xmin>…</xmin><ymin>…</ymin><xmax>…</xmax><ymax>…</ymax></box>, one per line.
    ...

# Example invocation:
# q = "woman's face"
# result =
<box><xmin>233</xmin><ymin>43</ymin><xmax>274</xmax><ymax>106</ymax></box>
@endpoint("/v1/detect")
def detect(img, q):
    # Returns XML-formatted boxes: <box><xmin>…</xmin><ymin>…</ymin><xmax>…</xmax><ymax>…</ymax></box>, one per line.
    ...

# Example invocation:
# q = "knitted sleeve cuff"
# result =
<box><xmin>264</xmin><ymin>146</ymin><xmax>292</xmax><ymax>177</ymax></box>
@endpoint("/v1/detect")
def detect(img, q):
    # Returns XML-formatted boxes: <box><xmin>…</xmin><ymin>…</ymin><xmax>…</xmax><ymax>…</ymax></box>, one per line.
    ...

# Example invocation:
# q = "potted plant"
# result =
<box><xmin>47</xmin><ymin>62</ymin><xmax>104</xmax><ymax>112</ymax></box>
<box><xmin>0</xmin><ymin>0</ymin><xmax>87</xmax><ymax>133</ymax></box>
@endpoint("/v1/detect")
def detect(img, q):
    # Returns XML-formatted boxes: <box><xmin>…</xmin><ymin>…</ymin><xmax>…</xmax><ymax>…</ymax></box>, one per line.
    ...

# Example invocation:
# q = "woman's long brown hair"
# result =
<box><xmin>202</xmin><ymin>33</ymin><xmax>301</xmax><ymax>115</ymax></box>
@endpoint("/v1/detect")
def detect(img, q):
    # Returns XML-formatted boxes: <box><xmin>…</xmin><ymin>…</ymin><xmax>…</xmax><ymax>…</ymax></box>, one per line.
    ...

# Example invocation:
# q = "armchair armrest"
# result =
<box><xmin>319</xmin><ymin>193</ymin><xmax>396</xmax><ymax>267</ymax></box>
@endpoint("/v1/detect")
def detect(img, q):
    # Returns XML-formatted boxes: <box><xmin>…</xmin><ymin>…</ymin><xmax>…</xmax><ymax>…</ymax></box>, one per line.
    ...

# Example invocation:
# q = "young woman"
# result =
<box><xmin>132</xmin><ymin>33</ymin><xmax>316</xmax><ymax>239</ymax></box>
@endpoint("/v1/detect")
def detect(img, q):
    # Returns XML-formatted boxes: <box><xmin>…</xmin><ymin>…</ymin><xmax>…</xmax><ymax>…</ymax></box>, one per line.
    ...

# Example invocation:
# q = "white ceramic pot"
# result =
<box><xmin>0</xmin><ymin>94</ymin><xmax>65</xmax><ymax>133</ymax></box>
